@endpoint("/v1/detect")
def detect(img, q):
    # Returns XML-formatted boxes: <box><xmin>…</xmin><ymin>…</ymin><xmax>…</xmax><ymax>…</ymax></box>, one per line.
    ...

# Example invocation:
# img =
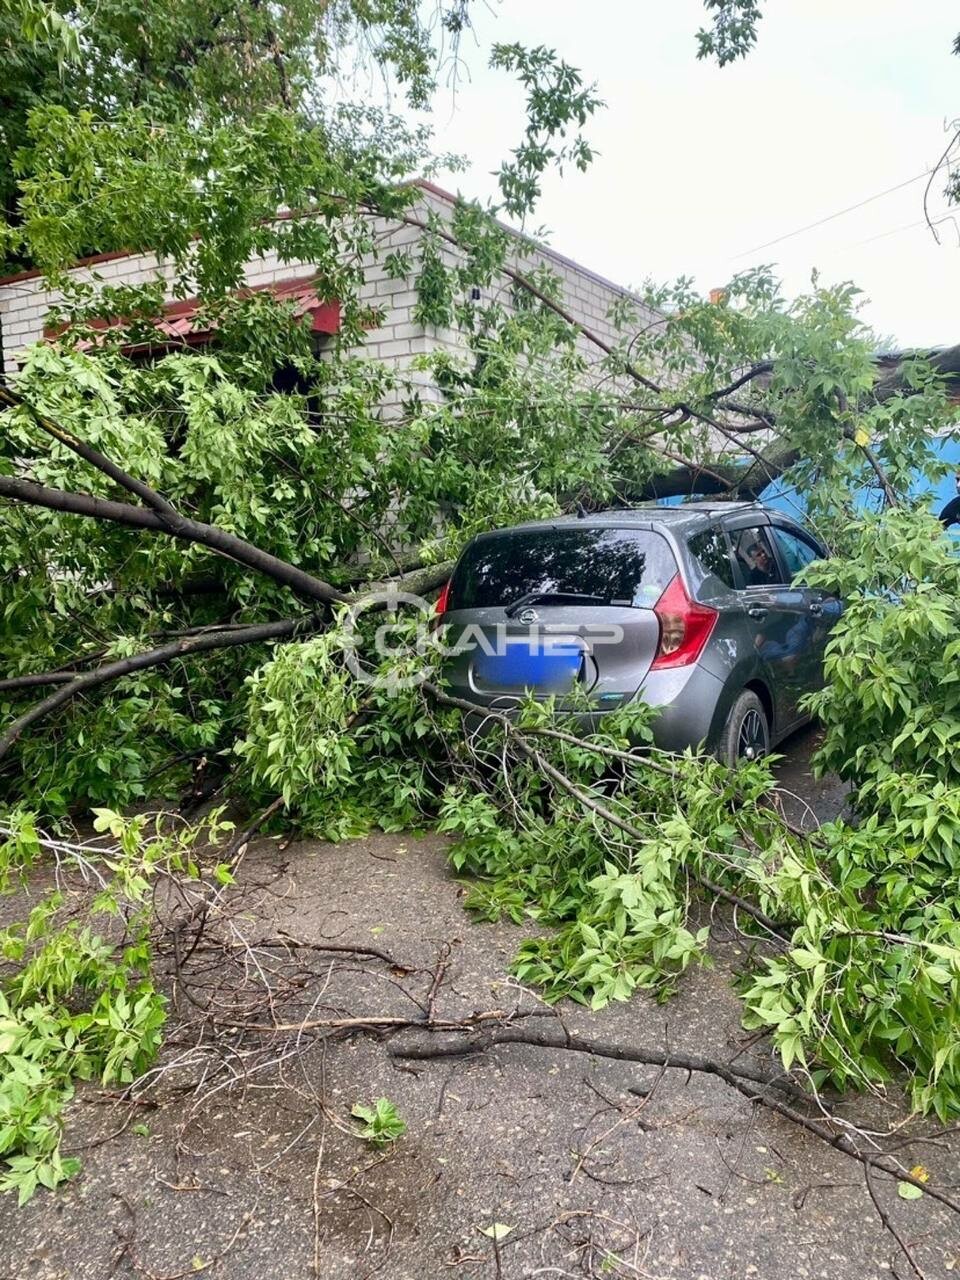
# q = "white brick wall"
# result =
<box><xmin>0</xmin><ymin>184</ymin><xmax>664</xmax><ymax>394</ymax></box>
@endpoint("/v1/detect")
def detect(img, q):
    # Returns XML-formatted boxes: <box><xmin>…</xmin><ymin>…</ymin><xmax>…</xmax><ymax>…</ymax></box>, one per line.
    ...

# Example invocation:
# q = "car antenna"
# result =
<box><xmin>575</xmin><ymin>501</ymin><xmax>588</xmax><ymax>519</ymax></box>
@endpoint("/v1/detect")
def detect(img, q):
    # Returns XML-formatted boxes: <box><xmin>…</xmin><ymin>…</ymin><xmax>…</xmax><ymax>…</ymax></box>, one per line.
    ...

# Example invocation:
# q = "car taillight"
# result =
<box><xmin>435</xmin><ymin>579</ymin><xmax>452</xmax><ymax>616</ymax></box>
<box><xmin>650</xmin><ymin>574</ymin><xmax>717</xmax><ymax>670</ymax></box>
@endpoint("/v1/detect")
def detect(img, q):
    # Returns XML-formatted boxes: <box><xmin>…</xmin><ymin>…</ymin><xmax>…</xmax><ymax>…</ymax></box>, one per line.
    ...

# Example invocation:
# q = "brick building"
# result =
<box><xmin>0</xmin><ymin>182</ymin><xmax>661</xmax><ymax>393</ymax></box>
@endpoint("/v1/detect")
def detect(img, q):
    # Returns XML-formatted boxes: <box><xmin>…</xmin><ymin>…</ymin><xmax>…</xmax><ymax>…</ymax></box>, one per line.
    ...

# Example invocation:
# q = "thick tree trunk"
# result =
<box><xmin>873</xmin><ymin>343</ymin><xmax>960</xmax><ymax>402</ymax></box>
<box><xmin>626</xmin><ymin>447</ymin><xmax>800</xmax><ymax>502</ymax></box>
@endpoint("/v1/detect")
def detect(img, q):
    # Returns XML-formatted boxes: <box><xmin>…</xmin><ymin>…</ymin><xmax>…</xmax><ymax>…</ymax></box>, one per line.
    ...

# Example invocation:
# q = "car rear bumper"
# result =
<box><xmin>455</xmin><ymin>661</ymin><xmax>727</xmax><ymax>755</ymax></box>
<box><xmin>635</xmin><ymin>663</ymin><xmax>726</xmax><ymax>752</ymax></box>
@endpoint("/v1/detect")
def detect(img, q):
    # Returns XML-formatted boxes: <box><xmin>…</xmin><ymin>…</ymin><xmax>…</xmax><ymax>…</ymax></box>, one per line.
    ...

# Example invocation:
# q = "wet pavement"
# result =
<box><xmin>1</xmin><ymin>735</ymin><xmax>957</xmax><ymax>1280</ymax></box>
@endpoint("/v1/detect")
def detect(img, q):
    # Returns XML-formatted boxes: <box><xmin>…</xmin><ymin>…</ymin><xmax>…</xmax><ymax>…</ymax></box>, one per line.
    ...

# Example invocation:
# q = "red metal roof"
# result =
<box><xmin>43</xmin><ymin>275</ymin><xmax>340</xmax><ymax>351</ymax></box>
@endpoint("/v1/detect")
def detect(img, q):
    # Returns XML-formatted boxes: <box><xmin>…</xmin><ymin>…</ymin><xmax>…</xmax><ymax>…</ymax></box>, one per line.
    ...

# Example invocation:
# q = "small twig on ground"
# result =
<box><xmin>110</xmin><ymin>1191</ymin><xmax>251</xmax><ymax>1280</ymax></box>
<box><xmin>425</xmin><ymin>941</ymin><xmax>452</xmax><ymax>1021</ymax></box>
<box><xmin>220</xmin><ymin>796</ymin><xmax>286</xmax><ymax>865</ymax></box>
<box><xmin>193</xmin><ymin>931</ymin><xmax>413</xmax><ymax>973</ymax></box>
<box><xmin>220</xmin><ymin>1007</ymin><xmax>529</xmax><ymax>1035</ymax></box>
<box><xmin>863</xmin><ymin>1158</ymin><xmax>929</xmax><ymax>1280</ymax></box>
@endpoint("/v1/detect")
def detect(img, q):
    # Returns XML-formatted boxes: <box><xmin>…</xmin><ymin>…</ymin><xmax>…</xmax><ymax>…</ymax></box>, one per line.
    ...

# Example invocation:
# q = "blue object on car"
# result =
<box><xmin>472</xmin><ymin>640</ymin><xmax>583</xmax><ymax>694</ymax></box>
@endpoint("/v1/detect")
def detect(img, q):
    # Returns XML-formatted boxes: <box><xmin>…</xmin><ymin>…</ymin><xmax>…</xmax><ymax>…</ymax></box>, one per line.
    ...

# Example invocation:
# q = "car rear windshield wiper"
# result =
<box><xmin>504</xmin><ymin>591</ymin><xmax>620</xmax><ymax>617</ymax></box>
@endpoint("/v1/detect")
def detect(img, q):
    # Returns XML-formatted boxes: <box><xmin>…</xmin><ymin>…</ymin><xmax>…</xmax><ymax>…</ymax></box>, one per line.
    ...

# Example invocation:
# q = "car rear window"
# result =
<box><xmin>447</xmin><ymin>526</ymin><xmax>677</xmax><ymax>610</ymax></box>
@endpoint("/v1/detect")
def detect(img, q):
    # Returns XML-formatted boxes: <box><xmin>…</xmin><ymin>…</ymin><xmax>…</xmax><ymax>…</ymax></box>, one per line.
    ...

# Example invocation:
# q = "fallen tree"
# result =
<box><xmin>2</xmin><ymin>12</ymin><xmax>960</xmax><ymax>1279</ymax></box>
<box><xmin>2</xmin><ymin>91</ymin><xmax>959</xmax><ymax>1117</ymax></box>
<box><xmin>3</xmin><ymin>313</ymin><xmax>960</xmax><ymax>1280</ymax></box>
<box><xmin>2</xmin><ymin>262</ymin><xmax>953</xmax><ymax>811</ymax></box>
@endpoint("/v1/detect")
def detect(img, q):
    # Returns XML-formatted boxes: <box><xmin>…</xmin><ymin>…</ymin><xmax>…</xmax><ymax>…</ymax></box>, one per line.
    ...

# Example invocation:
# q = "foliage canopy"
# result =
<box><xmin>2</xmin><ymin>0</ymin><xmax>960</xmax><ymax>1218</ymax></box>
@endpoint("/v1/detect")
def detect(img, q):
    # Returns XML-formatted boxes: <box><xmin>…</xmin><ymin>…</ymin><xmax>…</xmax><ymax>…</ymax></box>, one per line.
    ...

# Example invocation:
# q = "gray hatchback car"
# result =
<box><xmin>437</xmin><ymin>502</ymin><xmax>840</xmax><ymax>765</ymax></box>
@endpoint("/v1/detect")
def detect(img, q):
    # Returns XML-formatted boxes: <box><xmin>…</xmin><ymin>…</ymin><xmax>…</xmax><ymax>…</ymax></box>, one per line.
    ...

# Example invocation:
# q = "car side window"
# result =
<box><xmin>729</xmin><ymin>526</ymin><xmax>787</xmax><ymax>588</ymax></box>
<box><xmin>687</xmin><ymin>527</ymin><xmax>735</xmax><ymax>589</ymax></box>
<box><xmin>770</xmin><ymin>526</ymin><xmax>821</xmax><ymax>581</ymax></box>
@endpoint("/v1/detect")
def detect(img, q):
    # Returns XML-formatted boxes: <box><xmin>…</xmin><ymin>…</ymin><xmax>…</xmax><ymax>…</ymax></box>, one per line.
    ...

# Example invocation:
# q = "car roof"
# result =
<box><xmin>473</xmin><ymin>501</ymin><xmax>789</xmax><ymax>540</ymax></box>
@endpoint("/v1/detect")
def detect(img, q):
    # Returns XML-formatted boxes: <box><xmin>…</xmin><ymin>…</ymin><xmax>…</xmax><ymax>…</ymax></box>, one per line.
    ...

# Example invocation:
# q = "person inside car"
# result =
<box><xmin>745</xmin><ymin>539</ymin><xmax>777</xmax><ymax>585</ymax></box>
<box><xmin>754</xmin><ymin>614</ymin><xmax>813</xmax><ymax>665</ymax></box>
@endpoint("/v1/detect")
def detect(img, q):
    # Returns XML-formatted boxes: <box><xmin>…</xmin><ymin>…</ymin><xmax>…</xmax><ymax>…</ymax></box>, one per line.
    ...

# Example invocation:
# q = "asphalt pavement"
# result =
<box><xmin>2</xmin><ymin>732</ymin><xmax>957</xmax><ymax>1280</ymax></box>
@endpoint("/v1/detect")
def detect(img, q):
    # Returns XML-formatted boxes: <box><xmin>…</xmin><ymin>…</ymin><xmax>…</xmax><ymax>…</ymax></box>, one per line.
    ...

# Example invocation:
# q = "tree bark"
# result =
<box><xmin>873</xmin><ymin>343</ymin><xmax>960</xmax><ymax>402</ymax></box>
<box><xmin>625</xmin><ymin>447</ymin><xmax>800</xmax><ymax>502</ymax></box>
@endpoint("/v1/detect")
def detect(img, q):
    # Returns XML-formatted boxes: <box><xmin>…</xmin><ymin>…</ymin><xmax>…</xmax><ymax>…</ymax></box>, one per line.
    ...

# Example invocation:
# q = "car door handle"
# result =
<box><xmin>747</xmin><ymin>605</ymin><xmax>767</xmax><ymax>620</ymax></box>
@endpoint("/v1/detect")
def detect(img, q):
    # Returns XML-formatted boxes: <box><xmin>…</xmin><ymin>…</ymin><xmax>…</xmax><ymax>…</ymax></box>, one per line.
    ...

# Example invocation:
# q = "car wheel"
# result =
<box><xmin>718</xmin><ymin>690</ymin><xmax>770</xmax><ymax>768</ymax></box>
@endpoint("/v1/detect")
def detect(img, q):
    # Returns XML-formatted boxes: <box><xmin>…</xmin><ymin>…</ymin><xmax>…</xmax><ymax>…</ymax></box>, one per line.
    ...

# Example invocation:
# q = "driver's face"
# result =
<box><xmin>752</xmin><ymin>546</ymin><xmax>769</xmax><ymax>568</ymax></box>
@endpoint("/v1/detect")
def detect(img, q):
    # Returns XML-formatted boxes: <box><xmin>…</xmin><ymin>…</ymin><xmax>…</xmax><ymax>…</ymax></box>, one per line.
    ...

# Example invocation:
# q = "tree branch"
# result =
<box><xmin>706</xmin><ymin>362</ymin><xmax>774</xmax><ymax>402</ymax></box>
<box><xmin>0</xmin><ymin>475</ymin><xmax>351</xmax><ymax>606</ymax></box>
<box><xmin>391</xmin><ymin>1024</ymin><xmax>960</xmax><ymax>1217</ymax></box>
<box><xmin>393</xmin><ymin>1024</ymin><xmax>805</xmax><ymax>1097</ymax></box>
<box><xmin>422</xmin><ymin>681</ymin><xmax>789</xmax><ymax>940</ymax></box>
<box><xmin>361</xmin><ymin>559</ymin><xmax>453</xmax><ymax>597</ymax></box>
<box><xmin>625</xmin><ymin>445</ymin><xmax>800</xmax><ymax>502</ymax></box>
<box><xmin>0</xmin><ymin>617</ymin><xmax>322</xmax><ymax>763</ymax></box>
<box><xmin>0</xmin><ymin>672</ymin><xmax>76</xmax><ymax>692</ymax></box>
<box><xmin>0</xmin><ymin>382</ymin><xmax>357</xmax><ymax>606</ymax></box>
<box><xmin>0</xmin><ymin>381</ymin><xmax>181</xmax><ymax>521</ymax></box>
<box><xmin>842</xmin><ymin>423</ymin><xmax>898</xmax><ymax>508</ymax></box>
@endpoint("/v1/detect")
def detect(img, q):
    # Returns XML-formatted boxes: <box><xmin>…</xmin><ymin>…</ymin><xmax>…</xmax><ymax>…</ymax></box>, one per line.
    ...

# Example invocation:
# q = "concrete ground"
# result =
<box><xmin>2</xmin><ymin>728</ymin><xmax>959</xmax><ymax>1280</ymax></box>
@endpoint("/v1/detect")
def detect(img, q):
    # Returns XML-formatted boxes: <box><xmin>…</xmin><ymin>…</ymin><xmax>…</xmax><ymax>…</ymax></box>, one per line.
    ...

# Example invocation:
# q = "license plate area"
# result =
<box><xmin>471</xmin><ymin>637</ymin><xmax>584</xmax><ymax>694</ymax></box>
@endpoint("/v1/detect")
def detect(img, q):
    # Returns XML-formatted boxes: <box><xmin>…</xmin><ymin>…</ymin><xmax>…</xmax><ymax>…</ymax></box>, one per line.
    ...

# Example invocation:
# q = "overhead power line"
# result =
<box><xmin>847</xmin><ymin>212</ymin><xmax>958</xmax><ymax>249</ymax></box>
<box><xmin>732</xmin><ymin>166</ymin><xmax>938</xmax><ymax>259</ymax></box>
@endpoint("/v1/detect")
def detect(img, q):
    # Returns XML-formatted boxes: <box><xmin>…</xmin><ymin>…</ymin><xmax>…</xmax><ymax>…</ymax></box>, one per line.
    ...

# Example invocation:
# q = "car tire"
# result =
<box><xmin>718</xmin><ymin>690</ymin><xmax>770</xmax><ymax>768</ymax></box>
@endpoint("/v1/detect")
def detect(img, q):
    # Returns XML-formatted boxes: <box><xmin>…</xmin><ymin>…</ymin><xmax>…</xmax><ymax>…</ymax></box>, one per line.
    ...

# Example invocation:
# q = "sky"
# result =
<box><xmin>416</xmin><ymin>0</ymin><xmax>960</xmax><ymax>349</ymax></box>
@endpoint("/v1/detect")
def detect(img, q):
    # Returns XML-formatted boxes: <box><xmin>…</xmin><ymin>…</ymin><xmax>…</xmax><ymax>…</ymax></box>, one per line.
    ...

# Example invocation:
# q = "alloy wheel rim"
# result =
<box><xmin>737</xmin><ymin>708</ymin><xmax>767</xmax><ymax>761</ymax></box>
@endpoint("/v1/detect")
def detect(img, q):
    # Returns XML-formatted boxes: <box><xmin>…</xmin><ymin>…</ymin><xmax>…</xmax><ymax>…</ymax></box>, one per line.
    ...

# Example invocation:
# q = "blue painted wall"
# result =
<box><xmin>758</xmin><ymin>435</ymin><xmax>960</xmax><ymax>521</ymax></box>
<box><xmin>653</xmin><ymin>436</ymin><xmax>960</xmax><ymax>524</ymax></box>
